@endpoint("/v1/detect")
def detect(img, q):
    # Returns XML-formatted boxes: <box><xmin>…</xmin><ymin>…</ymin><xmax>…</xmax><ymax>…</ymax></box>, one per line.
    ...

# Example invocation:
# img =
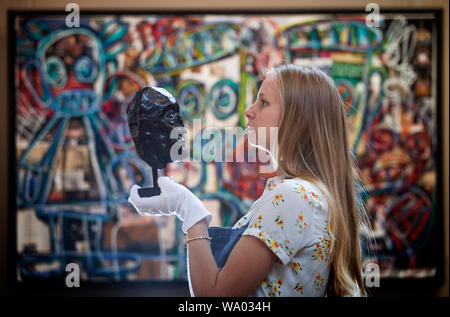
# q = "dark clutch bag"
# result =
<box><xmin>208</xmin><ymin>223</ymin><xmax>249</xmax><ymax>270</ymax></box>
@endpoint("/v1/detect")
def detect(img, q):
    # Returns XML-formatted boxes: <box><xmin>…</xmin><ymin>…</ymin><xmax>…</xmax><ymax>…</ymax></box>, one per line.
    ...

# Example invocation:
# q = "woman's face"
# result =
<box><xmin>244</xmin><ymin>73</ymin><xmax>283</xmax><ymax>147</ymax></box>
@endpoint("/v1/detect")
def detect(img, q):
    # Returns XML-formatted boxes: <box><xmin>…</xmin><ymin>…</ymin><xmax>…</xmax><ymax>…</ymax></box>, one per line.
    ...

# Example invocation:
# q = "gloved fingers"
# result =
<box><xmin>157</xmin><ymin>176</ymin><xmax>186</xmax><ymax>198</ymax></box>
<box><xmin>128</xmin><ymin>184</ymin><xmax>164</xmax><ymax>213</ymax></box>
<box><xmin>128</xmin><ymin>184</ymin><xmax>140</xmax><ymax>205</ymax></box>
<box><xmin>157</xmin><ymin>176</ymin><xmax>174</xmax><ymax>188</ymax></box>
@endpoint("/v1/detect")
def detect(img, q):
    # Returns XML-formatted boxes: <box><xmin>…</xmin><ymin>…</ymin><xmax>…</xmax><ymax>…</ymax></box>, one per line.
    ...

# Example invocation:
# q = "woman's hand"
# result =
<box><xmin>128</xmin><ymin>176</ymin><xmax>212</xmax><ymax>234</ymax></box>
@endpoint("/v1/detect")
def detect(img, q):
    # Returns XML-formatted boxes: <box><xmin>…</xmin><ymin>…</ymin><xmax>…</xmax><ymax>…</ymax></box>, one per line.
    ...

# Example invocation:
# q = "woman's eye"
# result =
<box><xmin>261</xmin><ymin>100</ymin><xmax>269</xmax><ymax>106</ymax></box>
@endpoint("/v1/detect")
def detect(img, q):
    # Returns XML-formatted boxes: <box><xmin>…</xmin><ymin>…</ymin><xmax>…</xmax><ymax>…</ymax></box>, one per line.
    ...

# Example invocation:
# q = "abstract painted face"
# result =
<box><xmin>127</xmin><ymin>87</ymin><xmax>184</xmax><ymax>169</ymax></box>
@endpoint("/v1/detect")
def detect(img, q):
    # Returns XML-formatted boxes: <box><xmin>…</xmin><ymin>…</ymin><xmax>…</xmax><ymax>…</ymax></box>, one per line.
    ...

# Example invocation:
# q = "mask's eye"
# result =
<box><xmin>45</xmin><ymin>56</ymin><xmax>67</xmax><ymax>88</ymax></box>
<box><xmin>74</xmin><ymin>56</ymin><xmax>98</xmax><ymax>83</ymax></box>
<box><xmin>164</xmin><ymin>109</ymin><xmax>177</xmax><ymax>120</ymax></box>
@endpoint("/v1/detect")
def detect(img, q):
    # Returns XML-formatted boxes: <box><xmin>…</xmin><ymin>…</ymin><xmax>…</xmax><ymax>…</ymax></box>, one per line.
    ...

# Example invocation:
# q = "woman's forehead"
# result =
<box><xmin>259</xmin><ymin>74</ymin><xmax>279</xmax><ymax>94</ymax></box>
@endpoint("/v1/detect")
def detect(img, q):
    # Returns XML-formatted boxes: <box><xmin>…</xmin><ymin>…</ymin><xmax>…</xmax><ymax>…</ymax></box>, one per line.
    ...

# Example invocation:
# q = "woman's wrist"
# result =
<box><xmin>181</xmin><ymin>198</ymin><xmax>212</xmax><ymax>234</ymax></box>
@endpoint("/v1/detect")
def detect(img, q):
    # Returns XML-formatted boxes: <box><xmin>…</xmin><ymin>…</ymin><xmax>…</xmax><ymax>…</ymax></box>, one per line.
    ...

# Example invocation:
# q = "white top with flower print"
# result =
<box><xmin>232</xmin><ymin>175</ymin><xmax>331</xmax><ymax>297</ymax></box>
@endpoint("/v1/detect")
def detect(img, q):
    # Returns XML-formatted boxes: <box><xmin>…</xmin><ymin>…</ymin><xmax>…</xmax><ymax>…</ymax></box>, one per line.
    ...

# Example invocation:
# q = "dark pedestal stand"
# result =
<box><xmin>137</xmin><ymin>167</ymin><xmax>161</xmax><ymax>197</ymax></box>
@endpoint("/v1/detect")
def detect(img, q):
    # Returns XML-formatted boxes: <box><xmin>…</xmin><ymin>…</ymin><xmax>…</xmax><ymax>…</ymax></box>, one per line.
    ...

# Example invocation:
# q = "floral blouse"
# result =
<box><xmin>232</xmin><ymin>175</ymin><xmax>332</xmax><ymax>297</ymax></box>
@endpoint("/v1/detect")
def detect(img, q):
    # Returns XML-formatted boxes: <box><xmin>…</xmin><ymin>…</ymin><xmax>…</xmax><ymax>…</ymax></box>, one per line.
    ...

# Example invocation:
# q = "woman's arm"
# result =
<box><xmin>128</xmin><ymin>177</ymin><xmax>277</xmax><ymax>296</ymax></box>
<box><xmin>187</xmin><ymin>219</ymin><xmax>277</xmax><ymax>297</ymax></box>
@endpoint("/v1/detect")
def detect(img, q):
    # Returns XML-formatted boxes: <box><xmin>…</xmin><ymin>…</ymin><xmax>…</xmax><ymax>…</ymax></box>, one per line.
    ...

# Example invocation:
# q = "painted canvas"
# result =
<box><xmin>11</xmin><ymin>10</ymin><xmax>442</xmax><ymax>284</ymax></box>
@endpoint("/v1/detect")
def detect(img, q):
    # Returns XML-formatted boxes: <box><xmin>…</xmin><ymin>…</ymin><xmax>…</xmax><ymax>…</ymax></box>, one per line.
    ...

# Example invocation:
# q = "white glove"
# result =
<box><xmin>128</xmin><ymin>176</ymin><xmax>212</xmax><ymax>234</ymax></box>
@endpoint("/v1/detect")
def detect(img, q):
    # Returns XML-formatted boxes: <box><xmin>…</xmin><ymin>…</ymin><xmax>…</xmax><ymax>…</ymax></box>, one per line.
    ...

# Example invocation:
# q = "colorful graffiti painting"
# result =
<box><xmin>12</xmin><ymin>11</ymin><xmax>442</xmax><ymax>283</ymax></box>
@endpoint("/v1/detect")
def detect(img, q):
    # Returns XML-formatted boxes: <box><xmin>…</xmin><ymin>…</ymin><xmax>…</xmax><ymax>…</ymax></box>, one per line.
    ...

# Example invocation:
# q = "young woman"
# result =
<box><xmin>128</xmin><ymin>64</ymin><xmax>370</xmax><ymax>297</ymax></box>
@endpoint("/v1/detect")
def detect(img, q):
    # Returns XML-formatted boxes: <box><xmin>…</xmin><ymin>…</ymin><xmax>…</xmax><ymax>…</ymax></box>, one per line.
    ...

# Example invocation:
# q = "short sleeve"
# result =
<box><xmin>242</xmin><ymin>179</ymin><xmax>320</xmax><ymax>265</ymax></box>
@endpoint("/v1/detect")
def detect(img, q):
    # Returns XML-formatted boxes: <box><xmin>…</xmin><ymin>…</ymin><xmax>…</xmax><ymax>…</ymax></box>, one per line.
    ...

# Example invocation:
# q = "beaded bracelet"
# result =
<box><xmin>186</xmin><ymin>236</ymin><xmax>212</xmax><ymax>244</ymax></box>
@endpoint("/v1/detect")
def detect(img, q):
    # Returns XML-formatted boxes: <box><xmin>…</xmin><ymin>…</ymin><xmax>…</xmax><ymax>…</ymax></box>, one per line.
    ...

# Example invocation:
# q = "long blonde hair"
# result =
<box><xmin>268</xmin><ymin>64</ymin><xmax>371</xmax><ymax>296</ymax></box>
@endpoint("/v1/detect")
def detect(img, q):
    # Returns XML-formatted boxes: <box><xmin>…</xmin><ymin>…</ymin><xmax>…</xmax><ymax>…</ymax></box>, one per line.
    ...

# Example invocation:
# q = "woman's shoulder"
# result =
<box><xmin>266</xmin><ymin>175</ymin><xmax>323</xmax><ymax>191</ymax></box>
<box><xmin>264</xmin><ymin>176</ymin><xmax>328</xmax><ymax>211</ymax></box>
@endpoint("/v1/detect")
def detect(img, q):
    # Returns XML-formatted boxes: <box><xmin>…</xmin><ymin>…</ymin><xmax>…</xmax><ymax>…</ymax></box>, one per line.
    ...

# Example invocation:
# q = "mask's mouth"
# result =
<box><xmin>51</xmin><ymin>89</ymin><xmax>98</xmax><ymax>116</ymax></box>
<box><xmin>244</xmin><ymin>125</ymin><xmax>279</xmax><ymax>171</ymax></box>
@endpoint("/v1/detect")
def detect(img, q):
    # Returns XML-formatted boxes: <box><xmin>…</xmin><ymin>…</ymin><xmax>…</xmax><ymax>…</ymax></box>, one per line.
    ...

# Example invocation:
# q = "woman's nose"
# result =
<box><xmin>244</xmin><ymin>103</ymin><xmax>256</xmax><ymax>122</ymax></box>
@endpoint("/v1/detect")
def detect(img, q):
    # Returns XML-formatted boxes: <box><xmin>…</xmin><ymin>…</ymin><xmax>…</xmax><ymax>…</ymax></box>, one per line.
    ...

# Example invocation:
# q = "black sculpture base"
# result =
<box><xmin>137</xmin><ymin>167</ymin><xmax>161</xmax><ymax>197</ymax></box>
<box><xmin>138</xmin><ymin>187</ymin><xmax>161</xmax><ymax>197</ymax></box>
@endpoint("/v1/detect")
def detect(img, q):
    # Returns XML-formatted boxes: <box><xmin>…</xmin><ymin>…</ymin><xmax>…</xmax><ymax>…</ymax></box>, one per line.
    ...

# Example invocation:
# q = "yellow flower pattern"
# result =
<box><xmin>252</xmin><ymin>214</ymin><xmax>264</xmax><ymax>230</ymax></box>
<box><xmin>274</xmin><ymin>215</ymin><xmax>285</xmax><ymax>230</ymax></box>
<box><xmin>291</xmin><ymin>261</ymin><xmax>302</xmax><ymax>275</ymax></box>
<box><xmin>312</xmin><ymin>221</ymin><xmax>332</xmax><ymax>263</ymax></box>
<box><xmin>293</xmin><ymin>182</ymin><xmax>323</xmax><ymax>210</ymax></box>
<box><xmin>294</xmin><ymin>283</ymin><xmax>304</xmax><ymax>294</ymax></box>
<box><xmin>294</xmin><ymin>210</ymin><xmax>308</xmax><ymax>234</ymax></box>
<box><xmin>283</xmin><ymin>240</ymin><xmax>294</xmax><ymax>257</ymax></box>
<box><xmin>270</xmin><ymin>239</ymin><xmax>280</xmax><ymax>251</ymax></box>
<box><xmin>272</xmin><ymin>194</ymin><xmax>285</xmax><ymax>207</ymax></box>
<box><xmin>267</xmin><ymin>180</ymin><xmax>285</xmax><ymax>191</ymax></box>
<box><xmin>253</xmin><ymin>230</ymin><xmax>293</xmax><ymax>259</ymax></box>
<box><xmin>313</xmin><ymin>272</ymin><xmax>326</xmax><ymax>291</ymax></box>
<box><xmin>262</xmin><ymin>278</ymin><xmax>283</xmax><ymax>297</ymax></box>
